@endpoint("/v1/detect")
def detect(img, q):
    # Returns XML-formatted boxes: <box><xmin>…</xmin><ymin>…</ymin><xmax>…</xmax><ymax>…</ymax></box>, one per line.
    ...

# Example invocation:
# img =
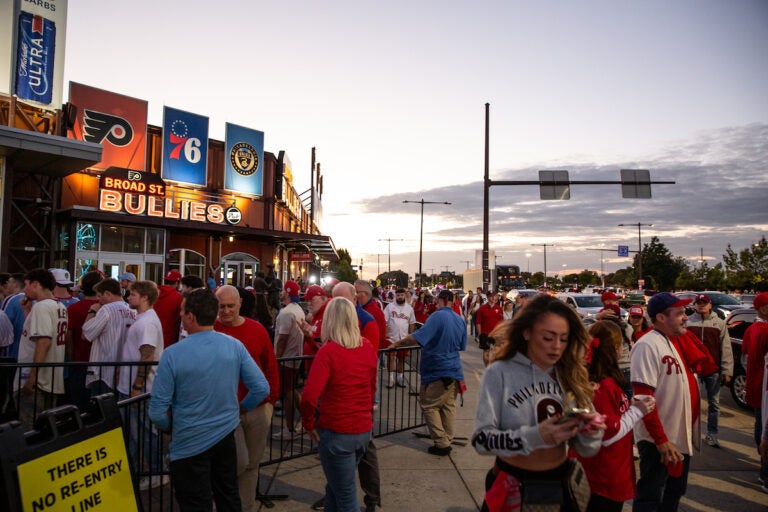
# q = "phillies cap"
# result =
<box><xmin>601</xmin><ymin>291</ymin><xmax>619</xmax><ymax>302</ymax></box>
<box><xmin>693</xmin><ymin>294</ymin><xmax>711</xmax><ymax>304</ymax></box>
<box><xmin>303</xmin><ymin>285</ymin><xmax>327</xmax><ymax>301</ymax></box>
<box><xmin>629</xmin><ymin>306</ymin><xmax>644</xmax><ymax>317</ymax></box>
<box><xmin>284</xmin><ymin>280</ymin><xmax>300</xmax><ymax>297</ymax></box>
<box><xmin>49</xmin><ymin>268</ymin><xmax>74</xmax><ymax>286</ymax></box>
<box><xmin>164</xmin><ymin>270</ymin><xmax>182</xmax><ymax>282</ymax></box>
<box><xmin>753</xmin><ymin>292</ymin><xmax>768</xmax><ymax>311</ymax></box>
<box><xmin>117</xmin><ymin>272</ymin><xmax>136</xmax><ymax>282</ymax></box>
<box><xmin>647</xmin><ymin>292</ymin><xmax>692</xmax><ymax>319</ymax></box>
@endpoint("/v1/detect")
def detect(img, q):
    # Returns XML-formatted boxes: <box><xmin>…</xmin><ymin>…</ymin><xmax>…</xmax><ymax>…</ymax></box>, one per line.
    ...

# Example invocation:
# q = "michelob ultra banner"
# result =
<box><xmin>162</xmin><ymin>106</ymin><xmax>209</xmax><ymax>186</ymax></box>
<box><xmin>15</xmin><ymin>11</ymin><xmax>56</xmax><ymax>104</ymax></box>
<box><xmin>224</xmin><ymin>123</ymin><xmax>264</xmax><ymax>196</ymax></box>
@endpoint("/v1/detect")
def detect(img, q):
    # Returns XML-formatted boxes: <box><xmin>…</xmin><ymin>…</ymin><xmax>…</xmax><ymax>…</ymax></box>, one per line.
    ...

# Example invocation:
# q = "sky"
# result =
<box><xmin>62</xmin><ymin>0</ymin><xmax>768</xmax><ymax>284</ymax></box>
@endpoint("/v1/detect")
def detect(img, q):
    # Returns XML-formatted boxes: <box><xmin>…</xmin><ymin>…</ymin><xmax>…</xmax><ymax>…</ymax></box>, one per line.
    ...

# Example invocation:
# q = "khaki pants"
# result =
<box><xmin>420</xmin><ymin>379</ymin><xmax>457</xmax><ymax>449</ymax></box>
<box><xmin>234</xmin><ymin>402</ymin><xmax>274</xmax><ymax>512</ymax></box>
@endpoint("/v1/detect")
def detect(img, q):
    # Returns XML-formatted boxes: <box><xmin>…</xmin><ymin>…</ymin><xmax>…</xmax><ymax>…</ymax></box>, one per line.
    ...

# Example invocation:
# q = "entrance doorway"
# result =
<box><xmin>221</xmin><ymin>252</ymin><xmax>260</xmax><ymax>288</ymax></box>
<box><xmin>102</xmin><ymin>260</ymin><xmax>143</xmax><ymax>280</ymax></box>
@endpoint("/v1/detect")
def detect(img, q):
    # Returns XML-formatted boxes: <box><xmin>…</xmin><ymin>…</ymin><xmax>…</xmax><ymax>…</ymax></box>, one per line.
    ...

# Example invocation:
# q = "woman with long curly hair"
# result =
<box><xmin>577</xmin><ymin>321</ymin><xmax>656</xmax><ymax>512</ymax></box>
<box><xmin>472</xmin><ymin>294</ymin><xmax>605</xmax><ymax>511</ymax></box>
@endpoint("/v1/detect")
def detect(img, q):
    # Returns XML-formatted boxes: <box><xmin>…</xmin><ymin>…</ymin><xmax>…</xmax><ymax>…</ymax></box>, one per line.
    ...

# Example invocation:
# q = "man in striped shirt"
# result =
<box><xmin>82</xmin><ymin>278</ymin><xmax>136</xmax><ymax>396</ymax></box>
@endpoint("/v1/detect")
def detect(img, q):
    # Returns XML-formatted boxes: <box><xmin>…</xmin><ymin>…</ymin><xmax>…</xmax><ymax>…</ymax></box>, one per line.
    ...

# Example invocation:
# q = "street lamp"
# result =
<box><xmin>402</xmin><ymin>199</ymin><xmax>452</xmax><ymax>287</ymax></box>
<box><xmin>618</xmin><ymin>222</ymin><xmax>652</xmax><ymax>289</ymax></box>
<box><xmin>525</xmin><ymin>253</ymin><xmax>531</xmax><ymax>274</ymax></box>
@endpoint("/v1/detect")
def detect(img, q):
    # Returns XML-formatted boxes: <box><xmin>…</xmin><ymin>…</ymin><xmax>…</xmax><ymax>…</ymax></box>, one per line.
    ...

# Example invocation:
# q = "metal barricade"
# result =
<box><xmin>0</xmin><ymin>346</ymin><xmax>425</xmax><ymax>510</ymax></box>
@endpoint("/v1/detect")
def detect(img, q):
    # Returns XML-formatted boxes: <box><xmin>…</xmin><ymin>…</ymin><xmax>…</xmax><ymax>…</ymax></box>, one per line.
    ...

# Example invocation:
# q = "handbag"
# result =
<box><xmin>564</xmin><ymin>458</ymin><xmax>590</xmax><ymax>512</ymax></box>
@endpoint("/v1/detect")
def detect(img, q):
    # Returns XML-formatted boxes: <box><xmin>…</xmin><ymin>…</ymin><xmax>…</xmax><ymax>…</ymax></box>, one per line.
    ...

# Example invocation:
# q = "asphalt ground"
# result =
<box><xmin>254</xmin><ymin>335</ymin><xmax>767</xmax><ymax>512</ymax></box>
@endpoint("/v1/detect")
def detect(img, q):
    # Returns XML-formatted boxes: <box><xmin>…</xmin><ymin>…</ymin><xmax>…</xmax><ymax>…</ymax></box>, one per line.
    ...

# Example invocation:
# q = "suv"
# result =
<box><xmin>725</xmin><ymin>308</ymin><xmax>756</xmax><ymax>410</ymax></box>
<box><xmin>555</xmin><ymin>293</ymin><xmax>606</xmax><ymax>319</ymax></box>
<box><xmin>677</xmin><ymin>291</ymin><xmax>747</xmax><ymax>320</ymax></box>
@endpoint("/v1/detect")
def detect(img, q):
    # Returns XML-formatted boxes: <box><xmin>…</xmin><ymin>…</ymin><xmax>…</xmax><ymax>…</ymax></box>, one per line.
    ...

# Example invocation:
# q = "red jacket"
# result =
<box><xmin>154</xmin><ymin>285</ymin><xmax>182</xmax><ymax>348</ymax></box>
<box><xmin>743</xmin><ymin>320</ymin><xmax>768</xmax><ymax>408</ymax></box>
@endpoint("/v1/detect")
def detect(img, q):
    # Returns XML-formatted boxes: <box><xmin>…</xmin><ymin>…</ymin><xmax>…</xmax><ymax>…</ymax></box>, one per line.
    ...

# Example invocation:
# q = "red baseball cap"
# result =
<box><xmin>284</xmin><ymin>280</ymin><xmax>300</xmax><ymax>297</ymax></box>
<box><xmin>601</xmin><ymin>291</ymin><xmax>619</xmax><ymax>302</ymax></box>
<box><xmin>753</xmin><ymin>292</ymin><xmax>768</xmax><ymax>310</ymax></box>
<box><xmin>303</xmin><ymin>285</ymin><xmax>326</xmax><ymax>301</ymax></box>
<box><xmin>629</xmin><ymin>306</ymin><xmax>644</xmax><ymax>317</ymax></box>
<box><xmin>693</xmin><ymin>294</ymin><xmax>711</xmax><ymax>304</ymax></box>
<box><xmin>164</xmin><ymin>270</ymin><xmax>182</xmax><ymax>282</ymax></box>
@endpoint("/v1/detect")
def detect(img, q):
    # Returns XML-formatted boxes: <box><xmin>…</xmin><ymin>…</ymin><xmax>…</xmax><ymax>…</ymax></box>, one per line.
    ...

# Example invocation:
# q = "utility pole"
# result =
<box><xmin>531</xmin><ymin>243</ymin><xmax>554</xmax><ymax>288</ymax></box>
<box><xmin>402</xmin><ymin>199</ymin><xmax>451</xmax><ymax>287</ymax></box>
<box><xmin>460</xmin><ymin>260</ymin><xmax>472</xmax><ymax>270</ymax></box>
<box><xmin>618</xmin><ymin>223</ymin><xmax>652</xmax><ymax>289</ymax></box>
<box><xmin>378</xmin><ymin>238</ymin><xmax>403</xmax><ymax>273</ymax></box>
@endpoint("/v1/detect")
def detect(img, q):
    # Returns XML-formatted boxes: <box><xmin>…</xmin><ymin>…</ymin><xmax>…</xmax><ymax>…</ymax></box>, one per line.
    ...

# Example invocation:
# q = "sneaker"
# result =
<box><xmin>396</xmin><ymin>375</ymin><xmax>406</xmax><ymax>388</ymax></box>
<box><xmin>427</xmin><ymin>445</ymin><xmax>452</xmax><ymax>456</ymax></box>
<box><xmin>139</xmin><ymin>474</ymin><xmax>169</xmax><ymax>491</ymax></box>
<box><xmin>386</xmin><ymin>374</ymin><xmax>395</xmax><ymax>389</ymax></box>
<box><xmin>311</xmin><ymin>497</ymin><xmax>325</xmax><ymax>510</ymax></box>
<box><xmin>705</xmin><ymin>433</ymin><xmax>720</xmax><ymax>448</ymax></box>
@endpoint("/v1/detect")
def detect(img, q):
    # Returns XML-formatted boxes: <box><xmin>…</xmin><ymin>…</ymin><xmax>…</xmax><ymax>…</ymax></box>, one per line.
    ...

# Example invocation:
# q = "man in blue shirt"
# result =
<box><xmin>392</xmin><ymin>289</ymin><xmax>466</xmax><ymax>456</ymax></box>
<box><xmin>149</xmin><ymin>289</ymin><xmax>269</xmax><ymax>512</ymax></box>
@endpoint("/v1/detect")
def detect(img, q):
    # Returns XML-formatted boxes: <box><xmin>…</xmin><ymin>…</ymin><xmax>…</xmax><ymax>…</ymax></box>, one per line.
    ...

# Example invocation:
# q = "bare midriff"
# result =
<box><xmin>499</xmin><ymin>444</ymin><xmax>566</xmax><ymax>471</ymax></box>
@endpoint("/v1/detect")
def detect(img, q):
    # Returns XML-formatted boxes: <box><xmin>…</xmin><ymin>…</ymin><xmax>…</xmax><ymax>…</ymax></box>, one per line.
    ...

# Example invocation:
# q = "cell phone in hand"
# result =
<box><xmin>556</xmin><ymin>406</ymin><xmax>589</xmax><ymax>424</ymax></box>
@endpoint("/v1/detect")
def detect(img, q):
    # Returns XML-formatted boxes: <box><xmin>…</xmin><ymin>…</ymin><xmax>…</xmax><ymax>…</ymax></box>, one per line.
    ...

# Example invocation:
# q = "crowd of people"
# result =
<box><xmin>1</xmin><ymin>267</ymin><xmax>768</xmax><ymax>512</ymax></box>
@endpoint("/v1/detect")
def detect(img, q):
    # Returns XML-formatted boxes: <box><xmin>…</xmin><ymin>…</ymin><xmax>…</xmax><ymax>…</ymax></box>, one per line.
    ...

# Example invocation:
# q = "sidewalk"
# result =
<box><xmin>256</xmin><ymin>338</ymin><xmax>768</xmax><ymax>512</ymax></box>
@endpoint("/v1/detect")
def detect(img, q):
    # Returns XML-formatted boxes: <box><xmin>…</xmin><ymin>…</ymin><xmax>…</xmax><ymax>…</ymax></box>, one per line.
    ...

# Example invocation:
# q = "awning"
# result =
<box><xmin>0</xmin><ymin>125</ymin><xmax>102</xmax><ymax>177</ymax></box>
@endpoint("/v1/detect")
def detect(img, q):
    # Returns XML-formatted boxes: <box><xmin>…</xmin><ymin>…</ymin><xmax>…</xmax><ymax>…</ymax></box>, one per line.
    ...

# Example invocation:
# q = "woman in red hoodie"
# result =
<box><xmin>300</xmin><ymin>297</ymin><xmax>378</xmax><ymax>512</ymax></box>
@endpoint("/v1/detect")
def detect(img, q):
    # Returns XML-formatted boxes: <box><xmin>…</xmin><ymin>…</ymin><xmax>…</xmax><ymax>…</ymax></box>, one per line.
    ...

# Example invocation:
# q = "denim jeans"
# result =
<box><xmin>699</xmin><ymin>372</ymin><xmax>721</xmax><ymax>434</ymax></box>
<box><xmin>633</xmin><ymin>440</ymin><xmax>690</xmax><ymax>512</ymax></box>
<box><xmin>318</xmin><ymin>427</ymin><xmax>371</xmax><ymax>512</ymax></box>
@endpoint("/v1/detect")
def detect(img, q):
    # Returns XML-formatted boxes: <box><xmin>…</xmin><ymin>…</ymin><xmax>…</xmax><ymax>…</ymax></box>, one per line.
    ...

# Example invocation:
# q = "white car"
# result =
<box><xmin>555</xmin><ymin>292</ymin><xmax>608</xmax><ymax>319</ymax></box>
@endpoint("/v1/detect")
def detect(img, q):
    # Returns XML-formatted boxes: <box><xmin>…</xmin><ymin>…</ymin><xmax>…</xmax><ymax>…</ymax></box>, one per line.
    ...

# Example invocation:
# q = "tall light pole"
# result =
<box><xmin>525</xmin><ymin>252</ymin><xmax>532</xmax><ymax>274</ymax></box>
<box><xmin>403</xmin><ymin>199</ymin><xmax>451</xmax><ymax>287</ymax></box>
<box><xmin>531</xmin><ymin>243</ymin><xmax>554</xmax><ymax>287</ymax></box>
<box><xmin>618</xmin><ymin>222</ymin><xmax>652</xmax><ymax>289</ymax></box>
<box><xmin>378</xmin><ymin>238</ymin><xmax>403</xmax><ymax>273</ymax></box>
<box><xmin>460</xmin><ymin>260</ymin><xmax>472</xmax><ymax>270</ymax></box>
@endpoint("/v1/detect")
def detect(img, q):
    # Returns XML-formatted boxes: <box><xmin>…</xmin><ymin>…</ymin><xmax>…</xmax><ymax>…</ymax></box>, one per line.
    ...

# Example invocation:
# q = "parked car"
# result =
<box><xmin>556</xmin><ymin>292</ymin><xmax>609</xmax><ymax>319</ymax></box>
<box><xmin>725</xmin><ymin>308</ymin><xmax>756</xmax><ymax>410</ymax></box>
<box><xmin>677</xmin><ymin>291</ymin><xmax>748</xmax><ymax>320</ymax></box>
<box><xmin>738</xmin><ymin>293</ymin><xmax>756</xmax><ymax>308</ymax></box>
<box><xmin>618</xmin><ymin>292</ymin><xmax>646</xmax><ymax>309</ymax></box>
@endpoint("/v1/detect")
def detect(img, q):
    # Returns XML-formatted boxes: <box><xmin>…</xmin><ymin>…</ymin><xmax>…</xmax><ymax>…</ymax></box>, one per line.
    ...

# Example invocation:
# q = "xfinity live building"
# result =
<box><xmin>1</xmin><ymin>1</ymin><xmax>337</xmax><ymax>285</ymax></box>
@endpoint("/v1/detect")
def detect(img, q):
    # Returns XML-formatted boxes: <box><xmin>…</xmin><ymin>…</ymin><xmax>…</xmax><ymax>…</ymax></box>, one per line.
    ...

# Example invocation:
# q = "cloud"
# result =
<box><xmin>344</xmin><ymin>124</ymin><xmax>768</xmax><ymax>276</ymax></box>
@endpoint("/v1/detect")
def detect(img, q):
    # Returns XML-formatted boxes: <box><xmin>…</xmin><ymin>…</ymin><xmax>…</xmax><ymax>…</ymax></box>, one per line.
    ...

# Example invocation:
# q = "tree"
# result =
<box><xmin>723</xmin><ymin>236</ymin><xmax>768</xmax><ymax>291</ymax></box>
<box><xmin>529</xmin><ymin>272</ymin><xmax>545</xmax><ymax>288</ymax></box>
<box><xmin>633</xmin><ymin>237</ymin><xmax>687</xmax><ymax>291</ymax></box>
<box><xmin>327</xmin><ymin>248</ymin><xmax>358</xmax><ymax>283</ymax></box>
<box><xmin>675</xmin><ymin>262</ymin><xmax>727</xmax><ymax>291</ymax></box>
<box><xmin>577</xmin><ymin>270</ymin><xmax>601</xmax><ymax>288</ymax></box>
<box><xmin>376</xmin><ymin>270</ymin><xmax>410</xmax><ymax>288</ymax></box>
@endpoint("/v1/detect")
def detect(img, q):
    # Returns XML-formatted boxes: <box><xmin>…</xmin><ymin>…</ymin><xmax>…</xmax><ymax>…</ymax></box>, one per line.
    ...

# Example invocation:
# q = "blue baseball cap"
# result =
<box><xmin>647</xmin><ymin>292</ymin><xmax>692</xmax><ymax>319</ymax></box>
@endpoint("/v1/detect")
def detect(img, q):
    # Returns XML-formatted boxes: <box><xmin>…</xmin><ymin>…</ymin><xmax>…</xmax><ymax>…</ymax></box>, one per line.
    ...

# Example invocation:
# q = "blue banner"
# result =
<box><xmin>161</xmin><ymin>106</ymin><xmax>209</xmax><ymax>186</ymax></box>
<box><xmin>224</xmin><ymin>123</ymin><xmax>264</xmax><ymax>196</ymax></box>
<box><xmin>15</xmin><ymin>12</ymin><xmax>56</xmax><ymax>104</ymax></box>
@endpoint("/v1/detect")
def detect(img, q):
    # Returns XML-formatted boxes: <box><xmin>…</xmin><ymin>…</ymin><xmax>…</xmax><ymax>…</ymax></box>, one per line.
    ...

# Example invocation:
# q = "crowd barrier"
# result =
<box><xmin>0</xmin><ymin>346</ymin><xmax>424</xmax><ymax>511</ymax></box>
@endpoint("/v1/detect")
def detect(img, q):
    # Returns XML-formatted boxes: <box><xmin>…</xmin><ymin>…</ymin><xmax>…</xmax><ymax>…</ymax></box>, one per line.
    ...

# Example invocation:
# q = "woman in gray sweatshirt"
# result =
<box><xmin>472</xmin><ymin>294</ymin><xmax>604</xmax><ymax>511</ymax></box>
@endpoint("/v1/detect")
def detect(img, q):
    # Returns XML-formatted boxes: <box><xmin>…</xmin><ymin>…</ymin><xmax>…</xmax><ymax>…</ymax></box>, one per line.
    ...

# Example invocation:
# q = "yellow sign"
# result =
<box><xmin>17</xmin><ymin>427</ymin><xmax>138</xmax><ymax>512</ymax></box>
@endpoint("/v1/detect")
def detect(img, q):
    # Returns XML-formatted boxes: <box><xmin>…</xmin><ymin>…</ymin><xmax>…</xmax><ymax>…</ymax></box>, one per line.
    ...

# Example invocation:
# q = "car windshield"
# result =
<box><xmin>575</xmin><ymin>296</ymin><xmax>603</xmax><ymax>308</ymax></box>
<box><xmin>707</xmin><ymin>293</ymin><xmax>742</xmax><ymax>306</ymax></box>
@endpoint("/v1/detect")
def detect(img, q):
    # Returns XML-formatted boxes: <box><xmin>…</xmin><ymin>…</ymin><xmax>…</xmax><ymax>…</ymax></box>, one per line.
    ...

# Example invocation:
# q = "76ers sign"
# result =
<box><xmin>161</xmin><ymin>106</ymin><xmax>209</xmax><ymax>186</ymax></box>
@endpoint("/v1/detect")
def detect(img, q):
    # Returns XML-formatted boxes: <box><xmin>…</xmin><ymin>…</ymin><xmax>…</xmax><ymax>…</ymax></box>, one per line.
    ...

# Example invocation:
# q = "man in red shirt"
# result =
<box><xmin>300</xmin><ymin>285</ymin><xmax>329</xmax><ymax>363</ymax></box>
<box><xmin>65</xmin><ymin>271</ymin><xmax>102</xmax><ymax>410</ymax></box>
<box><xmin>214</xmin><ymin>285</ymin><xmax>279</xmax><ymax>512</ymax></box>
<box><xmin>154</xmin><ymin>270</ymin><xmax>183</xmax><ymax>347</ymax></box>
<box><xmin>743</xmin><ymin>291</ymin><xmax>768</xmax><ymax>488</ymax></box>
<box><xmin>475</xmin><ymin>291</ymin><xmax>503</xmax><ymax>366</ymax></box>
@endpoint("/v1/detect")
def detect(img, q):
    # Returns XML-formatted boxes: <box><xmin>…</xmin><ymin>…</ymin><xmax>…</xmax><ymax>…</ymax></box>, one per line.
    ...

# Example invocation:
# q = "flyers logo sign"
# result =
<box><xmin>230</xmin><ymin>142</ymin><xmax>258</xmax><ymax>176</ymax></box>
<box><xmin>82</xmin><ymin>110</ymin><xmax>134</xmax><ymax>147</ymax></box>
